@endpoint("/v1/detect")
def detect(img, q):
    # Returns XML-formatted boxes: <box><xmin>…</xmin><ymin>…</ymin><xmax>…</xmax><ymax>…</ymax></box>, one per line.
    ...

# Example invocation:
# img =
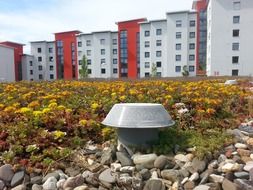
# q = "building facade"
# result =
<box><xmin>21</xmin><ymin>54</ymin><xmax>35</xmax><ymax>81</ymax></box>
<box><xmin>0</xmin><ymin>45</ymin><xmax>15</xmax><ymax>82</ymax></box>
<box><xmin>117</xmin><ymin>18</ymin><xmax>147</xmax><ymax>79</ymax></box>
<box><xmin>76</xmin><ymin>31</ymin><xmax>118</xmax><ymax>78</ymax></box>
<box><xmin>206</xmin><ymin>0</ymin><xmax>253</xmax><ymax>76</ymax></box>
<box><xmin>55</xmin><ymin>31</ymin><xmax>81</xmax><ymax>80</ymax></box>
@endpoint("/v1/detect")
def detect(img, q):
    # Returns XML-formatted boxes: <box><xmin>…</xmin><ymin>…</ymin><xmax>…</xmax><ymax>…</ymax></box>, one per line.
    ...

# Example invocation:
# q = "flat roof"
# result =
<box><xmin>166</xmin><ymin>10</ymin><xmax>197</xmax><ymax>15</ymax></box>
<box><xmin>0</xmin><ymin>41</ymin><xmax>25</xmax><ymax>46</ymax></box>
<box><xmin>116</xmin><ymin>18</ymin><xmax>147</xmax><ymax>25</ymax></box>
<box><xmin>139</xmin><ymin>19</ymin><xmax>167</xmax><ymax>25</ymax></box>
<box><xmin>54</xmin><ymin>30</ymin><xmax>82</xmax><ymax>34</ymax></box>
<box><xmin>30</xmin><ymin>40</ymin><xmax>55</xmax><ymax>43</ymax></box>
<box><xmin>77</xmin><ymin>31</ymin><xmax>118</xmax><ymax>37</ymax></box>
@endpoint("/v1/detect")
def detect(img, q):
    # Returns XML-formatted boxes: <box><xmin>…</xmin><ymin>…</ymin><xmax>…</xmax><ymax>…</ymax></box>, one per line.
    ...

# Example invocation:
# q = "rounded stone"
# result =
<box><xmin>143</xmin><ymin>179</ymin><xmax>165</xmax><ymax>190</ymax></box>
<box><xmin>11</xmin><ymin>170</ymin><xmax>25</xmax><ymax>187</ymax></box>
<box><xmin>98</xmin><ymin>169</ymin><xmax>116</xmax><ymax>184</ymax></box>
<box><xmin>0</xmin><ymin>164</ymin><xmax>14</xmax><ymax>183</ymax></box>
<box><xmin>42</xmin><ymin>176</ymin><xmax>57</xmax><ymax>190</ymax></box>
<box><xmin>154</xmin><ymin>155</ymin><xmax>168</xmax><ymax>169</ymax></box>
<box><xmin>235</xmin><ymin>143</ymin><xmax>248</xmax><ymax>149</ymax></box>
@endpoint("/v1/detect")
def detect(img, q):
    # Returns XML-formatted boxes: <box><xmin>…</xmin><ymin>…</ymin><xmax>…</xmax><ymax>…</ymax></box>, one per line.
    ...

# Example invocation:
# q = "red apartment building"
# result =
<box><xmin>0</xmin><ymin>41</ymin><xmax>24</xmax><ymax>81</ymax></box>
<box><xmin>55</xmin><ymin>30</ymin><xmax>81</xmax><ymax>80</ymax></box>
<box><xmin>117</xmin><ymin>18</ymin><xmax>147</xmax><ymax>79</ymax></box>
<box><xmin>192</xmin><ymin>0</ymin><xmax>208</xmax><ymax>75</ymax></box>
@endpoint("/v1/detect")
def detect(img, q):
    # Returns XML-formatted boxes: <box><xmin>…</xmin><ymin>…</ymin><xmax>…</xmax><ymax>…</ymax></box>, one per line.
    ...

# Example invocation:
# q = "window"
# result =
<box><xmin>113</xmin><ymin>68</ymin><xmax>118</xmax><ymax>74</ymax></box>
<box><xmin>145</xmin><ymin>62</ymin><xmax>150</xmax><ymax>68</ymax></box>
<box><xmin>156</xmin><ymin>29</ymin><xmax>162</xmax><ymax>35</ymax></box>
<box><xmin>233</xmin><ymin>29</ymin><xmax>240</xmax><ymax>37</ymax></box>
<box><xmin>37</xmin><ymin>48</ymin><xmax>42</xmax><ymax>53</ymax></box>
<box><xmin>233</xmin><ymin>1</ymin><xmax>241</xmax><ymax>10</ymax></box>
<box><xmin>190</xmin><ymin>20</ymin><xmax>196</xmax><ymax>27</ymax></box>
<box><xmin>38</xmin><ymin>65</ymin><xmax>43</xmax><ymax>71</ymax></box>
<box><xmin>88</xmin><ymin>69</ymin><xmax>92</xmax><ymax>74</ymax></box>
<box><xmin>78</xmin><ymin>42</ymin><xmax>82</xmax><ymax>47</ymax></box>
<box><xmin>50</xmin><ymin>74</ymin><xmax>54</xmax><ymax>79</ymax></box>
<box><xmin>86</xmin><ymin>40</ymin><xmax>91</xmax><ymax>46</ymax></box>
<box><xmin>49</xmin><ymin>48</ymin><xmax>53</xmax><ymax>53</ymax></box>
<box><xmin>113</xmin><ymin>49</ymin><xmax>117</xmax><ymax>55</ymax></box>
<box><xmin>175</xmin><ymin>66</ymin><xmax>181</xmax><ymax>72</ymax></box>
<box><xmin>189</xmin><ymin>43</ymin><xmax>195</xmax><ymax>50</ymax></box>
<box><xmin>156</xmin><ymin>40</ymin><xmax>162</xmax><ymax>46</ymax></box>
<box><xmin>145</xmin><ymin>41</ymin><xmax>150</xmax><ymax>47</ymax></box>
<box><xmin>145</xmin><ymin>72</ymin><xmax>150</xmax><ymax>77</ymax></box>
<box><xmin>176</xmin><ymin>20</ymin><xmax>182</xmax><ymax>27</ymax></box>
<box><xmin>232</xmin><ymin>56</ymin><xmax>239</xmax><ymax>64</ymax></box>
<box><xmin>39</xmin><ymin>74</ymin><xmax>43</xmax><ymax>80</ymax></box>
<box><xmin>29</xmin><ymin>61</ymin><xmax>33</xmax><ymax>66</ymax></box>
<box><xmin>38</xmin><ymin>57</ymin><xmax>42</xmax><ymax>62</ymax></box>
<box><xmin>176</xmin><ymin>32</ymin><xmax>182</xmax><ymax>39</ymax></box>
<box><xmin>113</xmin><ymin>39</ymin><xmax>117</xmax><ymax>45</ymax></box>
<box><xmin>189</xmin><ymin>55</ymin><xmax>195</xmax><ymax>61</ymax></box>
<box><xmin>189</xmin><ymin>66</ymin><xmax>195</xmax><ymax>72</ymax></box>
<box><xmin>101</xmin><ymin>49</ymin><xmax>105</xmax><ymax>55</ymax></box>
<box><xmin>87</xmin><ymin>59</ymin><xmax>91</xmax><ymax>65</ymax></box>
<box><xmin>156</xmin><ymin>51</ymin><xmax>162</xmax><ymax>57</ymax></box>
<box><xmin>100</xmin><ymin>39</ymin><xmax>105</xmax><ymax>45</ymax></box>
<box><xmin>113</xmin><ymin>59</ymin><xmax>117</xmax><ymax>64</ymax></box>
<box><xmin>87</xmin><ymin>50</ymin><xmax>91</xmax><ymax>56</ymax></box>
<box><xmin>145</xmin><ymin>31</ymin><xmax>150</xmax><ymax>37</ymax></box>
<box><xmin>145</xmin><ymin>52</ymin><xmax>150</xmax><ymax>58</ymax></box>
<box><xmin>30</xmin><ymin>70</ymin><xmax>33</xmax><ymax>75</ymax></box>
<box><xmin>101</xmin><ymin>68</ymin><xmax>106</xmax><ymax>74</ymax></box>
<box><xmin>233</xmin><ymin>16</ymin><xmax>240</xmax><ymax>24</ymax></box>
<box><xmin>157</xmin><ymin>72</ymin><xmax>162</xmax><ymax>77</ymax></box>
<box><xmin>79</xmin><ymin>60</ymin><xmax>82</xmax><ymax>65</ymax></box>
<box><xmin>232</xmin><ymin>69</ymin><xmax>239</xmax><ymax>76</ymax></box>
<box><xmin>101</xmin><ymin>59</ymin><xmax>106</xmax><ymax>64</ymax></box>
<box><xmin>189</xmin><ymin>32</ymin><xmax>195</xmax><ymax>38</ymax></box>
<box><xmin>156</xmin><ymin>61</ymin><xmax>162</xmax><ymax>68</ymax></box>
<box><xmin>176</xmin><ymin>43</ymin><xmax>181</xmax><ymax>50</ymax></box>
<box><xmin>49</xmin><ymin>57</ymin><xmax>53</xmax><ymax>62</ymax></box>
<box><xmin>232</xmin><ymin>43</ymin><xmax>239</xmax><ymax>50</ymax></box>
<box><xmin>176</xmin><ymin>55</ymin><xmax>181</xmax><ymax>61</ymax></box>
<box><xmin>78</xmin><ymin>51</ymin><xmax>82</xmax><ymax>56</ymax></box>
<box><xmin>49</xmin><ymin>65</ymin><xmax>54</xmax><ymax>71</ymax></box>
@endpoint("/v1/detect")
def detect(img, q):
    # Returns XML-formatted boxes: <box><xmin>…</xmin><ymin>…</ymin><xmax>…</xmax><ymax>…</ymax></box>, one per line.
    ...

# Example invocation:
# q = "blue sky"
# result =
<box><xmin>0</xmin><ymin>0</ymin><xmax>193</xmax><ymax>53</ymax></box>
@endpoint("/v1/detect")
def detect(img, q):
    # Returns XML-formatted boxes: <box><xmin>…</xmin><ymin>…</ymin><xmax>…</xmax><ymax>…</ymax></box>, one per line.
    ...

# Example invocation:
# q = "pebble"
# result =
<box><xmin>189</xmin><ymin>172</ymin><xmax>199</xmax><ymax>181</ymax></box>
<box><xmin>110</xmin><ymin>163</ymin><xmax>121</xmax><ymax>172</ymax></box>
<box><xmin>73</xmin><ymin>185</ymin><xmax>89</xmax><ymax>190</ymax></box>
<box><xmin>154</xmin><ymin>155</ymin><xmax>168</xmax><ymax>169</ymax></box>
<box><xmin>11</xmin><ymin>170</ymin><xmax>25</xmax><ymax>187</ymax></box>
<box><xmin>98</xmin><ymin>169</ymin><xmax>116</xmax><ymax>184</ymax></box>
<box><xmin>209</xmin><ymin>174</ymin><xmax>224</xmax><ymax>183</ymax></box>
<box><xmin>235</xmin><ymin>143</ymin><xmax>248</xmax><ymax>149</ymax></box>
<box><xmin>234</xmin><ymin>171</ymin><xmax>249</xmax><ymax>179</ymax></box>
<box><xmin>32</xmin><ymin>184</ymin><xmax>43</xmax><ymax>190</ymax></box>
<box><xmin>0</xmin><ymin>180</ymin><xmax>5</xmax><ymax>190</ymax></box>
<box><xmin>116</xmin><ymin>152</ymin><xmax>133</xmax><ymax>166</ymax></box>
<box><xmin>143</xmin><ymin>179</ymin><xmax>166</xmax><ymax>190</ymax></box>
<box><xmin>11</xmin><ymin>184</ymin><xmax>26</xmax><ymax>190</ymax></box>
<box><xmin>193</xmin><ymin>185</ymin><xmax>210</xmax><ymax>190</ymax></box>
<box><xmin>174</xmin><ymin>154</ymin><xmax>189</xmax><ymax>162</ymax></box>
<box><xmin>120</xmin><ymin>166</ymin><xmax>135</xmax><ymax>173</ymax></box>
<box><xmin>0</xmin><ymin>164</ymin><xmax>14</xmax><ymax>183</ymax></box>
<box><xmin>133</xmin><ymin>154</ymin><xmax>157</xmax><ymax>169</ymax></box>
<box><xmin>244</xmin><ymin>161</ymin><xmax>253</xmax><ymax>171</ymax></box>
<box><xmin>42</xmin><ymin>177</ymin><xmax>57</xmax><ymax>190</ymax></box>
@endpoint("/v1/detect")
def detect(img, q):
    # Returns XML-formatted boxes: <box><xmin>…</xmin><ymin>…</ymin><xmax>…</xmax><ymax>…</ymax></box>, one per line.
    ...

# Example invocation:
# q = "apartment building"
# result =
<box><xmin>140</xmin><ymin>19</ymin><xmax>167</xmax><ymax>77</ymax></box>
<box><xmin>76</xmin><ymin>31</ymin><xmax>118</xmax><ymax>78</ymax></box>
<box><xmin>30</xmin><ymin>41</ymin><xmax>56</xmax><ymax>81</ymax></box>
<box><xmin>0</xmin><ymin>45</ymin><xmax>15</xmax><ymax>82</ymax></box>
<box><xmin>206</xmin><ymin>0</ymin><xmax>253</xmax><ymax>76</ymax></box>
<box><xmin>21</xmin><ymin>54</ymin><xmax>35</xmax><ymax>81</ymax></box>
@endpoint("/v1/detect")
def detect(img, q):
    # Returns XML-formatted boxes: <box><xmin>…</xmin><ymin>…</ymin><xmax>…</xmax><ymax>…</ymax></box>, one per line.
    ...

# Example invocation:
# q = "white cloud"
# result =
<box><xmin>0</xmin><ymin>0</ymin><xmax>193</xmax><ymax>53</ymax></box>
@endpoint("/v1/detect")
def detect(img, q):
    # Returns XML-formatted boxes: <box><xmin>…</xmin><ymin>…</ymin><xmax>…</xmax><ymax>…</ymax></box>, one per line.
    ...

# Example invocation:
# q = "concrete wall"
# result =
<box><xmin>0</xmin><ymin>45</ymin><xmax>15</xmax><ymax>82</ymax></box>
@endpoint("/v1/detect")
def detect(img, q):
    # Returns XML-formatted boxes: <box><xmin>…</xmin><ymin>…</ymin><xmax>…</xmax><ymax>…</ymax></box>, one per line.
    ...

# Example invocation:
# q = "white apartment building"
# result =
<box><xmin>140</xmin><ymin>19</ymin><xmax>168</xmax><ymax>78</ymax></box>
<box><xmin>30</xmin><ymin>41</ymin><xmax>56</xmax><ymax>80</ymax></box>
<box><xmin>140</xmin><ymin>11</ymin><xmax>197</xmax><ymax>78</ymax></box>
<box><xmin>21</xmin><ymin>54</ymin><xmax>35</xmax><ymax>81</ymax></box>
<box><xmin>76</xmin><ymin>31</ymin><xmax>118</xmax><ymax>79</ymax></box>
<box><xmin>166</xmin><ymin>11</ymin><xmax>197</xmax><ymax>77</ymax></box>
<box><xmin>206</xmin><ymin>0</ymin><xmax>253</xmax><ymax>76</ymax></box>
<box><xmin>0</xmin><ymin>45</ymin><xmax>15</xmax><ymax>82</ymax></box>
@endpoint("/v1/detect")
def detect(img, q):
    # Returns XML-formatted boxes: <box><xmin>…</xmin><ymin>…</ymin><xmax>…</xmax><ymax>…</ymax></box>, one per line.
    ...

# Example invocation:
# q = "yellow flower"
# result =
<box><xmin>91</xmin><ymin>103</ymin><xmax>99</xmax><ymax>110</ymax></box>
<box><xmin>48</xmin><ymin>102</ymin><xmax>57</xmax><ymax>109</ymax></box>
<box><xmin>57</xmin><ymin>105</ymin><xmax>66</xmax><ymax>110</ymax></box>
<box><xmin>28</xmin><ymin>101</ymin><xmax>40</xmax><ymax>108</ymax></box>
<box><xmin>79</xmin><ymin>119</ymin><xmax>88</xmax><ymax>126</ymax></box>
<box><xmin>66</xmin><ymin>109</ymin><xmax>72</xmax><ymax>113</ymax></box>
<box><xmin>0</xmin><ymin>104</ymin><xmax>5</xmax><ymax>110</ymax></box>
<box><xmin>20</xmin><ymin>107</ymin><xmax>32</xmax><ymax>114</ymax></box>
<box><xmin>119</xmin><ymin>95</ymin><xmax>126</xmax><ymax>101</ymax></box>
<box><xmin>42</xmin><ymin>108</ymin><xmax>51</xmax><ymax>114</ymax></box>
<box><xmin>53</xmin><ymin>130</ymin><xmax>66</xmax><ymax>139</ymax></box>
<box><xmin>4</xmin><ymin>106</ymin><xmax>15</xmax><ymax>112</ymax></box>
<box><xmin>33</xmin><ymin>111</ymin><xmax>43</xmax><ymax>117</ymax></box>
<box><xmin>206</xmin><ymin>108</ymin><xmax>216</xmax><ymax>114</ymax></box>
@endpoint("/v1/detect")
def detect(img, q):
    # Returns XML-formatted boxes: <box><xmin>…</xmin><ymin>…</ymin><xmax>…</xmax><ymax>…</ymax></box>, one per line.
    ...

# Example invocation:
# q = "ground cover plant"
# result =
<box><xmin>0</xmin><ymin>79</ymin><xmax>252</xmax><ymax>170</ymax></box>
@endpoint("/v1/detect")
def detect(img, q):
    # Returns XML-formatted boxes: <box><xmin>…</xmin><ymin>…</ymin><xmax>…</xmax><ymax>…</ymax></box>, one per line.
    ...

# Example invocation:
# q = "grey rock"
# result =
<box><xmin>42</xmin><ymin>176</ymin><xmax>57</xmax><ymax>190</ymax></box>
<box><xmin>86</xmin><ymin>175</ymin><xmax>99</xmax><ymax>187</ymax></box>
<box><xmin>218</xmin><ymin>154</ymin><xmax>227</xmax><ymax>164</ymax></box>
<box><xmin>244</xmin><ymin>161</ymin><xmax>253</xmax><ymax>171</ymax></box>
<box><xmin>87</xmin><ymin>163</ymin><xmax>103</xmax><ymax>173</ymax></box>
<box><xmin>32</xmin><ymin>184</ymin><xmax>43</xmax><ymax>190</ymax></box>
<box><xmin>30</xmin><ymin>176</ymin><xmax>43</xmax><ymax>185</ymax></box>
<box><xmin>193</xmin><ymin>185</ymin><xmax>210</xmax><ymax>190</ymax></box>
<box><xmin>101</xmin><ymin>151</ymin><xmax>113</xmax><ymax>166</ymax></box>
<box><xmin>186</xmin><ymin>158</ymin><xmax>207</xmax><ymax>174</ymax></box>
<box><xmin>222</xmin><ymin>179</ymin><xmax>240</xmax><ymax>190</ymax></box>
<box><xmin>234</xmin><ymin>179</ymin><xmax>253</xmax><ymax>190</ymax></box>
<box><xmin>179</xmin><ymin>169</ymin><xmax>190</xmax><ymax>178</ymax></box>
<box><xmin>11</xmin><ymin>184</ymin><xmax>26</xmax><ymax>190</ymax></box>
<box><xmin>189</xmin><ymin>172</ymin><xmax>199</xmax><ymax>181</ymax></box>
<box><xmin>250</xmin><ymin>168</ymin><xmax>253</xmax><ymax>180</ymax></box>
<box><xmin>224</xmin><ymin>172</ymin><xmax>235</xmax><ymax>181</ymax></box>
<box><xmin>143</xmin><ymin>179</ymin><xmax>166</xmax><ymax>190</ymax></box>
<box><xmin>234</xmin><ymin>171</ymin><xmax>249</xmax><ymax>180</ymax></box>
<box><xmin>154</xmin><ymin>155</ymin><xmax>168</xmax><ymax>170</ymax></box>
<box><xmin>140</xmin><ymin>169</ymin><xmax>151</xmax><ymax>180</ymax></box>
<box><xmin>56</xmin><ymin>179</ymin><xmax>65</xmax><ymax>189</ymax></box>
<box><xmin>199</xmin><ymin>169</ymin><xmax>214</xmax><ymax>185</ymax></box>
<box><xmin>42</xmin><ymin>172</ymin><xmax>60</xmax><ymax>183</ymax></box>
<box><xmin>205</xmin><ymin>183</ymin><xmax>221</xmax><ymax>190</ymax></box>
<box><xmin>161</xmin><ymin>169</ymin><xmax>181</xmax><ymax>182</ymax></box>
<box><xmin>0</xmin><ymin>164</ymin><xmax>14</xmax><ymax>183</ymax></box>
<box><xmin>65</xmin><ymin>167</ymin><xmax>81</xmax><ymax>177</ymax></box>
<box><xmin>136</xmin><ymin>164</ymin><xmax>146</xmax><ymax>172</ymax></box>
<box><xmin>63</xmin><ymin>174</ymin><xmax>85</xmax><ymax>189</ymax></box>
<box><xmin>116</xmin><ymin>152</ymin><xmax>133</xmax><ymax>166</ymax></box>
<box><xmin>209</xmin><ymin>174</ymin><xmax>224</xmax><ymax>183</ymax></box>
<box><xmin>11</xmin><ymin>170</ymin><xmax>25</xmax><ymax>187</ymax></box>
<box><xmin>98</xmin><ymin>169</ymin><xmax>116</xmax><ymax>184</ymax></box>
<box><xmin>175</xmin><ymin>154</ymin><xmax>189</xmax><ymax>162</ymax></box>
<box><xmin>184</xmin><ymin>181</ymin><xmax>195</xmax><ymax>190</ymax></box>
<box><xmin>133</xmin><ymin>154</ymin><xmax>157</xmax><ymax>169</ymax></box>
<box><xmin>132</xmin><ymin>177</ymin><xmax>143</xmax><ymax>189</ymax></box>
<box><xmin>74</xmin><ymin>185</ymin><xmax>89</xmax><ymax>190</ymax></box>
<box><xmin>0</xmin><ymin>180</ymin><xmax>5</xmax><ymax>190</ymax></box>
